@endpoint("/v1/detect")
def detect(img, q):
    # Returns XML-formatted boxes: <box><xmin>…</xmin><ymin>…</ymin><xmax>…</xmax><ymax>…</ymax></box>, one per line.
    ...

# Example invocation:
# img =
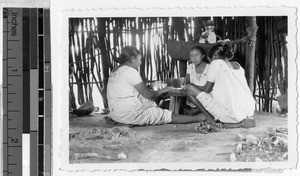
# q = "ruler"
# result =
<box><xmin>2</xmin><ymin>8</ymin><xmax>51</xmax><ymax>176</ymax></box>
<box><xmin>3</xmin><ymin>8</ymin><xmax>23</xmax><ymax>176</ymax></box>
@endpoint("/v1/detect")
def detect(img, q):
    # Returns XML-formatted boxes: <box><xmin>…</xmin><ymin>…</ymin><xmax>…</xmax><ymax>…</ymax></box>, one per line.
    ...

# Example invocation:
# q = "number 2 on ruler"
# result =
<box><xmin>11</xmin><ymin>137</ymin><xmax>19</xmax><ymax>143</ymax></box>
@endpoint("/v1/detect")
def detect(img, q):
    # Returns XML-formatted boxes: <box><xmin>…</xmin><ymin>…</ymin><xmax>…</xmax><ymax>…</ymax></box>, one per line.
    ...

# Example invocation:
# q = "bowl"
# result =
<box><xmin>146</xmin><ymin>81</ymin><xmax>167</xmax><ymax>91</ymax></box>
<box><xmin>165</xmin><ymin>77</ymin><xmax>186</xmax><ymax>88</ymax></box>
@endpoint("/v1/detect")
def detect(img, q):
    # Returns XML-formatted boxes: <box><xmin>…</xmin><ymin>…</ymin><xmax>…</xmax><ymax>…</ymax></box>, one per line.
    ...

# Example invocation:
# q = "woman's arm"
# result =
<box><xmin>185</xmin><ymin>74</ymin><xmax>190</xmax><ymax>84</ymax></box>
<box><xmin>134</xmin><ymin>82</ymin><xmax>173</xmax><ymax>99</ymax></box>
<box><xmin>197</xmin><ymin>81</ymin><xmax>214</xmax><ymax>93</ymax></box>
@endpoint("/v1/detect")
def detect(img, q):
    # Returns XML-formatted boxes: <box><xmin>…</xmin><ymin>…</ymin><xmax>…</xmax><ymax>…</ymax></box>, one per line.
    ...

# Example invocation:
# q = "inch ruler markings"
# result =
<box><xmin>3</xmin><ymin>8</ymin><xmax>23</xmax><ymax>176</ymax></box>
<box><xmin>3</xmin><ymin>8</ymin><xmax>52</xmax><ymax>176</ymax></box>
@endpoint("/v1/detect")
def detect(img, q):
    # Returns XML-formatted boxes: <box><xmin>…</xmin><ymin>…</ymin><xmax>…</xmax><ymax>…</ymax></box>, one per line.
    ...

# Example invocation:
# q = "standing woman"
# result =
<box><xmin>107</xmin><ymin>46</ymin><xmax>207</xmax><ymax>126</ymax></box>
<box><xmin>185</xmin><ymin>44</ymin><xmax>256</xmax><ymax>128</ymax></box>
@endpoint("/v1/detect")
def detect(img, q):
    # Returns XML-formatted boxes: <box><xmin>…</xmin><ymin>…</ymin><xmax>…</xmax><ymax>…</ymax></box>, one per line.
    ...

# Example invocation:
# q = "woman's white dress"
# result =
<box><xmin>107</xmin><ymin>65</ymin><xmax>172</xmax><ymax>125</ymax></box>
<box><xmin>196</xmin><ymin>59</ymin><xmax>256</xmax><ymax>123</ymax></box>
<box><xmin>187</xmin><ymin>63</ymin><xmax>209</xmax><ymax>86</ymax></box>
<box><xmin>186</xmin><ymin>63</ymin><xmax>209</xmax><ymax>107</ymax></box>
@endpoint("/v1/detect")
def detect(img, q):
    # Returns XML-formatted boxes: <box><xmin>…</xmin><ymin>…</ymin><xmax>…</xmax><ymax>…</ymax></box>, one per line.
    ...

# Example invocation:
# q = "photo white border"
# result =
<box><xmin>52</xmin><ymin>4</ymin><xmax>299</xmax><ymax>175</ymax></box>
<box><xmin>0</xmin><ymin>0</ymin><xmax>298</xmax><ymax>176</ymax></box>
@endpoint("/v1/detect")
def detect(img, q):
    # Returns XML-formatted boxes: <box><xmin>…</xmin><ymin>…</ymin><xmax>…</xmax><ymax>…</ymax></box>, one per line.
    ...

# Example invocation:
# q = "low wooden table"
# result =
<box><xmin>167</xmin><ymin>89</ymin><xmax>187</xmax><ymax>114</ymax></box>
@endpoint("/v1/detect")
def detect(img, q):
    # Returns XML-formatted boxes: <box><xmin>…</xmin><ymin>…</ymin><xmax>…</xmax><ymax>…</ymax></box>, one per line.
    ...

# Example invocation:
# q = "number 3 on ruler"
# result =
<box><xmin>45</xmin><ymin>66</ymin><xmax>50</xmax><ymax>72</ymax></box>
<box><xmin>11</xmin><ymin>137</ymin><xmax>19</xmax><ymax>143</ymax></box>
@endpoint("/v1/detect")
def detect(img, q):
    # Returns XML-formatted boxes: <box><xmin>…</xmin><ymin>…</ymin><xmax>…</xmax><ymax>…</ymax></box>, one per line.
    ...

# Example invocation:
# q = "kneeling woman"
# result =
<box><xmin>107</xmin><ymin>46</ymin><xmax>207</xmax><ymax>126</ymax></box>
<box><xmin>185</xmin><ymin>44</ymin><xmax>256</xmax><ymax>128</ymax></box>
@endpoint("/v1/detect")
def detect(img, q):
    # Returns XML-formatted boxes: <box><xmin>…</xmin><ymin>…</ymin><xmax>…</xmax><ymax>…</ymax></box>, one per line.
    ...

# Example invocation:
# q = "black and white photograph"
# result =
<box><xmin>0</xmin><ymin>0</ymin><xmax>299</xmax><ymax>176</ymax></box>
<box><xmin>68</xmin><ymin>15</ymin><xmax>290</xmax><ymax>164</ymax></box>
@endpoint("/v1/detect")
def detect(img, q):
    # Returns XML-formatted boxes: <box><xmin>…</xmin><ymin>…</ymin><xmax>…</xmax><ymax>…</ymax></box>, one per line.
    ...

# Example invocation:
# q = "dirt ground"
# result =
<box><xmin>69</xmin><ymin>111</ymin><xmax>287</xmax><ymax>163</ymax></box>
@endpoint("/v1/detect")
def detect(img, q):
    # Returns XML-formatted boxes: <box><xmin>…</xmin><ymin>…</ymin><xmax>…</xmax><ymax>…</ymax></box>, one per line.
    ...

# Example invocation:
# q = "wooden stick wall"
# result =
<box><xmin>255</xmin><ymin>16</ymin><xmax>288</xmax><ymax>112</ymax></box>
<box><xmin>69</xmin><ymin>16</ymin><xmax>287</xmax><ymax>113</ymax></box>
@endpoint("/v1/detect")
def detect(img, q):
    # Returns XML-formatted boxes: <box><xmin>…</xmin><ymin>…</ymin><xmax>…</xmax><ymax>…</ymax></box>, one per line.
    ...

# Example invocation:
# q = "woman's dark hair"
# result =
<box><xmin>190</xmin><ymin>45</ymin><xmax>209</xmax><ymax>63</ymax></box>
<box><xmin>114</xmin><ymin>46</ymin><xmax>141</xmax><ymax>64</ymax></box>
<box><xmin>208</xmin><ymin>43</ymin><xmax>234</xmax><ymax>60</ymax></box>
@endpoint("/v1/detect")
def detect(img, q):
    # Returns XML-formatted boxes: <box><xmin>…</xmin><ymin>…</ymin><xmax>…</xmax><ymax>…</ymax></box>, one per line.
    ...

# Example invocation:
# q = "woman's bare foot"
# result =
<box><xmin>221</xmin><ymin>118</ymin><xmax>256</xmax><ymax>129</ymax></box>
<box><xmin>240</xmin><ymin>117</ymin><xmax>256</xmax><ymax>128</ymax></box>
<box><xmin>214</xmin><ymin>122</ymin><xmax>223</xmax><ymax>128</ymax></box>
<box><xmin>195</xmin><ymin>113</ymin><xmax>207</xmax><ymax>122</ymax></box>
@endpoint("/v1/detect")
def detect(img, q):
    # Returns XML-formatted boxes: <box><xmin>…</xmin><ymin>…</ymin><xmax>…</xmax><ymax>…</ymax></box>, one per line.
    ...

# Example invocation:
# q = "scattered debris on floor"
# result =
<box><xmin>195</xmin><ymin>122</ymin><xmax>222</xmax><ymax>134</ymax></box>
<box><xmin>70</xmin><ymin>126</ymin><xmax>136</xmax><ymax>140</ymax></box>
<box><xmin>72</xmin><ymin>101</ymin><xmax>95</xmax><ymax>117</ymax></box>
<box><xmin>70</xmin><ymin>152</ymin><xmax>127</xmax><ymax>161</ymax></box>
<box><xmin>73</xmin><ymin>152</ymin><xmax>99</xmax><ymax>160</ymax></box>
<box><xmin>69</xmin><ymin>111</ymin><xmax>288</xmax><ymax>163</ymax></box>
<box><xmin>117</xmin><ymin>152</ymin><xmax>127</xmax><ymax>160</ymax></box>
<box><xmin>230</xmin><ymin>128</ymin><xmax>288</xmax><ymax>162</ymax></box>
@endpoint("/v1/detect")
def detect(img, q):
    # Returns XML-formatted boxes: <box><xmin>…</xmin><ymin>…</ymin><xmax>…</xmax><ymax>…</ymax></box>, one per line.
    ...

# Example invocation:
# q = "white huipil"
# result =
<box><xmin>107</xmin><ymin>65</ymin><xmax>172</xmax><ymax>125</ymax></box>
<box><xmin>196</xmin><ymin>59</ymin><xmax>256</xmax><ymax>123</ymax></box>
<box><xmin>186</xmin><ymin>63</ymin><xmax>209</xmax><ymax>107</ymax></box>
<box><xmin>187</xmin><ymin>63</ymin><xmax>210</xmax><ymax>86</ymax></box>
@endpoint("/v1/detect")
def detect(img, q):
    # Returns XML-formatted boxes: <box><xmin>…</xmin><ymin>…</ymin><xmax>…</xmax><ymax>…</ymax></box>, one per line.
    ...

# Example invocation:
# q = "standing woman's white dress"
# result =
<box><xmin>196</xmin><ymin>59</ymin><xmax>256</xmax><ymax>123</ymax></box>
<box><xmin>107</xmin><ymin>65</ymin><xmax>172</xmax><ymax>125</ymax></box>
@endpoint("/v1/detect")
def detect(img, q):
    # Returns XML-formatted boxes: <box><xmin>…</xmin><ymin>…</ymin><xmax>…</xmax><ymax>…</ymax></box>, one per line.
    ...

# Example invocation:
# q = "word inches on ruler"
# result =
<box><xmin>11</xmin><ymin>10</ymin><xmax>19</xmax><ymax>36</ymax></box>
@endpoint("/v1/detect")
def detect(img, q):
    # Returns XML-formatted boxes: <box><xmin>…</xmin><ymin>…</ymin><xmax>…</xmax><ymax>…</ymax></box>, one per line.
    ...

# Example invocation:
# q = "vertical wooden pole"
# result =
<box><xmin>73</xmin><ymin>24</ymin><xmax>85</xmax><ymax>105</ymax></box>
<box><xmin>131</xmin><ymin>18</ymin><xmax>137</xmax><ymax>47</ymax></box>
<box><xmin>245</xmin><ymin>17</ymin><xmax>258</xmax><ymax>93</ymax></box>
<box><xmin>282</xmin><ymin>33</ymin><xmax>288</xmax><ymax>94</ymax></box>
<box><xmin>138</xmin><ymin>18</ymin><xmax>146</xmax><ymax>80</ymax></box>
<box><xmin>173</xmin><ymin>17</ymin><xmax>187</xmax><ymax>78</ymax></box>
<box><xmin>97</xmin><ymin>18</ymin><xmax>109</xmax><ymax>108</ymax></box>
<box><xmin>147</xmin><ymin>19</ymin><xmax>152</xmax><ymax>81</ymax></box>
<box><xmin>193</xmin><ymin>17</ymin><xmax>201</xmax><ymax>42</ymax></box>
<box><xmin>69</xmin><ymin>30</ymin><xmax>77</xmax><ymax>110</ymax></box>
